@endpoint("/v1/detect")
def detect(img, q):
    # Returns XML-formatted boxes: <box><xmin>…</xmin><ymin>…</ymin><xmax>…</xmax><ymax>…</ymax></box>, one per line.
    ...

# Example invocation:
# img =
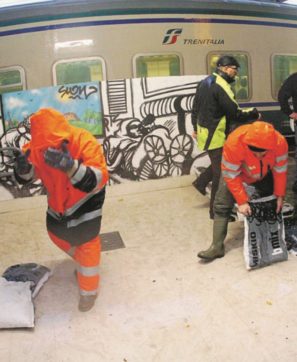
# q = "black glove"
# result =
<box><xmin>44</xmin><ymin>140</ymin><xmax>74</xmax><ymax>172</ymax></box>
<box><xmin>15</xmin><ymin>149</ymin><xmax>32</xmax><ymax>175</ymax></box>
<box><xmin>250</xmin><ymin>108</ymin><xmax>260</xmax><ymax>120</ymax></box>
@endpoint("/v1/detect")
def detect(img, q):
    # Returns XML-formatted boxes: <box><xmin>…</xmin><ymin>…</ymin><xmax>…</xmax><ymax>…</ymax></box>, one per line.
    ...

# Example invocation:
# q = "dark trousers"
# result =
<box><xmin>214</xmin><ymin>171</ymin><xmax>274</xmax><ymax>219</ymax></box>
<box><xmin>211</xmin><ymin>172</ymin><xmax>274</xmax><ymax>249</ymax></box>
<box><xmin>294</xmin><ymin>126</ymin><xmax>297</xmax><ymax>181</ymax></box>
<box><xmin>195</xmin><ymin>147</ymin><xmax>223</xmax><ymax>218</ymax></box>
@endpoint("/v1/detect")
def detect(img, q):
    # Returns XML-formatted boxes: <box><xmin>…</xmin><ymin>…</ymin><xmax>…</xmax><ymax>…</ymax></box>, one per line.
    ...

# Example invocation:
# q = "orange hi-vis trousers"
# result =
<box><xmin>48</xmin><ymin>231</ymin><xmax>101</xmax><ymax>296</ymax></box>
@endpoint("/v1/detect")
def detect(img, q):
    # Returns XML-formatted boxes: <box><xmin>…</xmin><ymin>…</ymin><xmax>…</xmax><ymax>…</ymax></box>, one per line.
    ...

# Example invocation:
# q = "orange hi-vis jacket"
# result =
<box><xmin>23</xmin><ymin>108</ymin><xmax>108</xmax><ymax>215</ymax></box>
<box><xmin>221</xmin><ymin>122</ymin><xmax>288</xmax><ymax>206</ymax></box>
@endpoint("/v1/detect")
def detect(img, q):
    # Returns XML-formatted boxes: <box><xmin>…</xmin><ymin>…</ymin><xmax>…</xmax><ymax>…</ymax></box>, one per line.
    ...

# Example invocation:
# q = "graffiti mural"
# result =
<box><xmin>101</xmin><ymin>75</ymin><xmax>208</xmax><ymax>184</ymax></box>
<box><xmin>0</xmin><ymin>117</ymin><xmax>45</xmax><ymax>199</ymax></box>
<box><xmin>0</xmin><ymin>76</ymin><xmax>210</xmax><ymax>199</ymax></box>
<box><xmin>2</xmin><ymin>82</ymin><xmax>102</xmax><ymax>135</ymax></box>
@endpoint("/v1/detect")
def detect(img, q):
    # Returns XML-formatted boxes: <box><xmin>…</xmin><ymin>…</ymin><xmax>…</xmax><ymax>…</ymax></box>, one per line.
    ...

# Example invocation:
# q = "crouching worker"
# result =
<box><xmin>14</xmin><ymin>108</ymin><xmax>109</xmax><ymax>311</ymax></box>
<box><xmin>197</xmin><ymin>121</ymin><xmax>288</xmax><ymax>261</ymax></box>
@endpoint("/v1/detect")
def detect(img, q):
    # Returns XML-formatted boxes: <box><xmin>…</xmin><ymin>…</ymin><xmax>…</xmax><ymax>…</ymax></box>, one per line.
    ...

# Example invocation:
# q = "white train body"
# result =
<box><xmin>0</xmin><ymin>0</ymin><xmax>297</xmax><ymax>198</ymax></box>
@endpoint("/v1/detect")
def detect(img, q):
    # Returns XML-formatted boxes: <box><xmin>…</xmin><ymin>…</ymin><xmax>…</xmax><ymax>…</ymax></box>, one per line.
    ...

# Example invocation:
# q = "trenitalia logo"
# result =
<box><xmin>162</xmin><ymin>28</ymin><xmax>182</xmax><ymax>45</ymax></box>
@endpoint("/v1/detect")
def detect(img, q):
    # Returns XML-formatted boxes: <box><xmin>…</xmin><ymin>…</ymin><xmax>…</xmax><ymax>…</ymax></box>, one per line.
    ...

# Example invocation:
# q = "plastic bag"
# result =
<box><xmin>243</xmin><ymin>195</ymin><xmax>288</xmax><ymax>270</ymax></box>
<box><xmin>2</xmin><ymin>263</ymin><xmax>51</xmax><ymax>298</ymax></box>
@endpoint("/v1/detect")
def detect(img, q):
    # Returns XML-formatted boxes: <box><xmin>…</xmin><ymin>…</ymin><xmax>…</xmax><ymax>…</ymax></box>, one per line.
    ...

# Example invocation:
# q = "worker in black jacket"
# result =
<box><xmin>278</xmin><ymin>72</ymin><xmax>297</xmax><ymax>192</ymax></box>
<box><xmin>191</xmin><ymin>55</ymin><xmax>259</xmax><ymax>219</ymax></box>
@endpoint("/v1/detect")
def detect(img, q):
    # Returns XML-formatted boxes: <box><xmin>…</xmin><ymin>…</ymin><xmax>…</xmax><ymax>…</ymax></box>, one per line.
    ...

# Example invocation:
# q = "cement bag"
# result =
<box><xmin>2</xmin><ymin>263</ymin><xmax>51</xmax><ymax>298</ymax></box>
<box><xmin>243</xmin><ymin>195</ymin><xmax>288</xmax><ymax>270</ymax></box>
<box><xmin>0</xmin><ymin>277</ymin><xmax>34</xmax><ymax>328</ymax></box>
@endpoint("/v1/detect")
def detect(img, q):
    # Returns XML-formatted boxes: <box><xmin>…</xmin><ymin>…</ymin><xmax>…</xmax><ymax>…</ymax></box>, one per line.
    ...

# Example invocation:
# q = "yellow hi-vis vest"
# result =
<box><xmin>197</xmin><ymin>73</ymin><xmax>254</xmax><ymax>151</ymax></box>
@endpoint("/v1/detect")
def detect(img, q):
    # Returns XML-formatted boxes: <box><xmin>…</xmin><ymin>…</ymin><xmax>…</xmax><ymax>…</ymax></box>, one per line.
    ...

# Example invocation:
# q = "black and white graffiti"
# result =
<box><xmin>0</xmin><ymin>117</ymin><xmax>45</xmax><ymax>199</ymax></box>
<box><xmin>102</xmin><ymin>75</ymin><xmax>209</xmax><ymax>184</ymax></box>
<box><xmin>0</xmin><ymin>75</ymin><xmax>210</xmax><ymax>199</ymax></box>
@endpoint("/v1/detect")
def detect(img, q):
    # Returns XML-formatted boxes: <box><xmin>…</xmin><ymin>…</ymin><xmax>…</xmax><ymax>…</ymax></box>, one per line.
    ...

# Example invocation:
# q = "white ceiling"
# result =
<box><xmin>0</xmin><ymin>0</ymin><xmax>51</xmax><ymax>8</ymax></box>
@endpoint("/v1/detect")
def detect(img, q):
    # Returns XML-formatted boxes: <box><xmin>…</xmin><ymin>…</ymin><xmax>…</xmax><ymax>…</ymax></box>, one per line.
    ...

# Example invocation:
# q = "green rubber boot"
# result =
<box><xmin>197</xmin><ymin>218</ymin><xmax>228</xmax><ymax>260</ymax></box>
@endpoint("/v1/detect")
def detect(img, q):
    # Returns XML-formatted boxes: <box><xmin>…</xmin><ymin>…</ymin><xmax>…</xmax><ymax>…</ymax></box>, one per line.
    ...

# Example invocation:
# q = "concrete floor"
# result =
<box><xmin>1</xmin><ymin>174</ymin><xmax>297</xmax><ymax>362</ymax></box>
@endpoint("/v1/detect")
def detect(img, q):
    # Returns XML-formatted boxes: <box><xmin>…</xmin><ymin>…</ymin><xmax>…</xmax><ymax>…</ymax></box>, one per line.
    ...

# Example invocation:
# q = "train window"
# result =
<box><xmin>0</xmin><ymin>66</ymin><xmax>26</xmax><ymax>94</ymax></box>
<box><xmin>53</xmin><ymin>57</ymin><xmax>106</xmax><ymax>85</ymax></box>
<box><xmin>272</xmin><ymin>54</ymin><xmax>297</xmax><ymax>99</ymax></box>
<box><xmin>207</xmin><ymin>52</ymin><xmax>250</xmax><ymax>101</ymax></box>
<box><xmin>133</xmin><ymin>54</ymin><xmax>182</xmax><ymax>77</ymax></box>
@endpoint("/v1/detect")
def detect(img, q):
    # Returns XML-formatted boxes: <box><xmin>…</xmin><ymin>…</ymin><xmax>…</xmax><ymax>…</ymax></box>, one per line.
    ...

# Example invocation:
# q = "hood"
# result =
<box><xmin>243</xmin><ymin>121</ymin><xmax>276</xmax><ymax>150</ymax></box>
<box><xmin>29</xmin><ymin>108</ymin><xmax>72</xmax><ymax>150</ymax></box>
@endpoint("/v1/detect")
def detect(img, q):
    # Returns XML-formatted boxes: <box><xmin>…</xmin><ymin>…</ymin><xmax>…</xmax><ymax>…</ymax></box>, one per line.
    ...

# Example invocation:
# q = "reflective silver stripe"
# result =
<box><xmin>273</xmin><ymin>164</ymin><xmax>288</xmax><ymax>173</ymax></box>
<box><xmin>70</xmin><ymin>164</ymin><xmax>102</xmax><ymax>187</ymax></box>
<box><xmin>67</xmin><ymin>209</ymin><xmax>102</xmax><ymax>228</ymax></box>
<box><xmin>71</xmin><ymin>163</ymin><xmax>87</xmax><ymax>184</ymax></box>
<box><xmin>276</xmin><ymin>154</ymin><xmax>288</xmax><ymax>162</ymax></box>
<box><xmin>67</xmin><ymin>246</ymin><xmax>76</xmax><ymax>257</ymax></box>
<box><xmin>63</xmin><ymin>189</ymin><xmax>100</xmax><ymax>216</ymax></box>
<box><xmin>90</xmin><ymin>166</ymin><xmax>102</xmax><ymax>185</ymax></box>
<box><xmin>250</xmin><ymin>194</ymin><xmax>276</xmax><ymax>203</ymax></box>
<box><xmin>48</xmin><ymin>189</ymin><xmax>101</xmax><ymax>218</ymax></box>
<box><xmin>252</xmin><ymin>173</ymin><xmax>261</xmax><ymax>179</ymax></box>
<box><xmin>79</xmin><ymin>289</ymin><xmax>97</xmax><ymax>296</ymax></box>
<box><xmin>47</xmin><ymin>208</ymin><xmax>60</xmax><ymax>219</ymax></box>
<box><xmin>222</xmin><ymin>157</ymin><xmax>240</xmax><ymax>171</ymax></box>
<box><xmin>222</xmin><ymin>170</ymin><xmax>241</xmax><ymax>179</ymax></box>
<box><xmin>78</xmin><ymin>265</ymin><xmax>99</xmax><ymax>277</ymax></box>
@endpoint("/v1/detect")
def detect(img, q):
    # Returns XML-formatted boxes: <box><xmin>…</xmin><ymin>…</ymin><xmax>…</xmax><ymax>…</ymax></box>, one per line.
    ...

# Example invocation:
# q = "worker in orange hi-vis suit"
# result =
<box><xmin>14</xmin><ymin>108</ymin><xmax>109</xmax><ymax>312</ymax></box>
<box><xmin>197</xmin><ymin>121</ymin><xmax>288</xmax><ymax>261</ymax></box>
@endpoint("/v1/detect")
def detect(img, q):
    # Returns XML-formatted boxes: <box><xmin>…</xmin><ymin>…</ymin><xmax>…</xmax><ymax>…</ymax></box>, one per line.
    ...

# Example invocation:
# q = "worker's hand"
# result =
<box><xmin>44</xmin><ymin>141</ymin><xmax>74</xmax><ymax>172</ymax></box>
<box><xmin>238</xmin><ymin>202</ymin><xmax>252</xmax><ymax>216</ymax></box>
<box><xmin>276</xmin><ymin>196</ymin><xmax>284</xmax><ymax>214</ymax></box>
<box><xmin>289</xmin><ymin>112</ymin><xmax>297</xmax><ymax>120</ymax></box>
<box><xmin>15</xmin><ymin>149</ymin><xmax>31</xmax><ymax>175</ymax></box>
<box><xmin>192</xmin><ymin>131</ymin><xmax>197</xmax><ymax>139</ymax></box>
<box><xmin>250</xmin><ymin>108</ymin><xmax>260</xmax><ymax>120</ymax></box>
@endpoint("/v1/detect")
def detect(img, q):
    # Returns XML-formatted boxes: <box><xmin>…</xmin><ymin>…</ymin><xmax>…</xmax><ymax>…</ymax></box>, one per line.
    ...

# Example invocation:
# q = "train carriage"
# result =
<box><xmin>1</xmin><ymin>0</ymin><xmax>297</xmax><ymax>197</ymax></box>
<box><xmin>0</xmin><ymin>0</ymin><xmax>297</xmax><ymax>135</ymax></box>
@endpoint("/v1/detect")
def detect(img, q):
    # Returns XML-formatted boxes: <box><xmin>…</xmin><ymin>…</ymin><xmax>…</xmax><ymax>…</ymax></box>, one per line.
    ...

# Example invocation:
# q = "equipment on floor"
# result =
<box><xmin>243</xmin><ymin>195</ymin><xmax>288</xmax><ymax>270</ymax></box>
<box><xmin>0</xmin><ymin>263</ymin><xmax>51</xmax><ymax>329</ymax></box>
<box><xmin>2</xmin><ymin>263</ymin><xmax>51</xmax><ymax>298</ymax></box>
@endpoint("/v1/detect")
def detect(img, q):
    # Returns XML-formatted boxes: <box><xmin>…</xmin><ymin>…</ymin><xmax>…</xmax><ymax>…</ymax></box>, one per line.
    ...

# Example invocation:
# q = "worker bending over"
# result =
<box><xmin>197</xmin><ymin>121</ymin><xmax>288</xmax><ymax>261</ymax></box>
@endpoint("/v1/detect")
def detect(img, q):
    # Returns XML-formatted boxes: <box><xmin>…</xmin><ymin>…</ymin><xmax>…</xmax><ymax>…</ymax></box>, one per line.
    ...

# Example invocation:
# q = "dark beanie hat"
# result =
<box><xmin>216</xmin><ymin>55</ymin><xmax>240</xmax><ymax>68</ymax></box>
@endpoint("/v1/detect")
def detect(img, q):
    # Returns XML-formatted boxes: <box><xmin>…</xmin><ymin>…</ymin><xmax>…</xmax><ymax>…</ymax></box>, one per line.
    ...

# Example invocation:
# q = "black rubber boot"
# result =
<box><xmin>192</xmin><ymin>178</ymin><xmax>206</xmax><ymax>196</ymax></box>
<box><xmin>197</xmin><ymin>218</ymin><xmax>228</xmax><ymax>260</ymax></box>
<box><xmin>292</xmin><ymin>181</ymin><xmax>297</xmax><ymax>193</ymax></box>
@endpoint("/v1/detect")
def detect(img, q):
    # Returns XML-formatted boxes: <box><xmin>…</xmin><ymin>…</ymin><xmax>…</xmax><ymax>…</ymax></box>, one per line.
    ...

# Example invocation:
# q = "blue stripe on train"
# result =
<box><xmin>2</xmin><ymin>17</ymin><xmax>297</xmax><ymax>37</ymax></box>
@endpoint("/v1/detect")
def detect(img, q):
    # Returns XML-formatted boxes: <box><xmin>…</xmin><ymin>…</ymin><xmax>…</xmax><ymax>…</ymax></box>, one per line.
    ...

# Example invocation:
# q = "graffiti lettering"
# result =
<box><xmin>58</xmin><ymin>85</ymin><xmax>98</xmax><ymax>100</ymax></box>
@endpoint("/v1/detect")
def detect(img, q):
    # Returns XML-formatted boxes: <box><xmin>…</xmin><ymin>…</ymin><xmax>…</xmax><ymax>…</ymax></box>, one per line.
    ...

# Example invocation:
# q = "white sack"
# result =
<box><xmin>0</xmin><ymin>277</ymin><xmax>34</xmax><ymax>328</ymax></box>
